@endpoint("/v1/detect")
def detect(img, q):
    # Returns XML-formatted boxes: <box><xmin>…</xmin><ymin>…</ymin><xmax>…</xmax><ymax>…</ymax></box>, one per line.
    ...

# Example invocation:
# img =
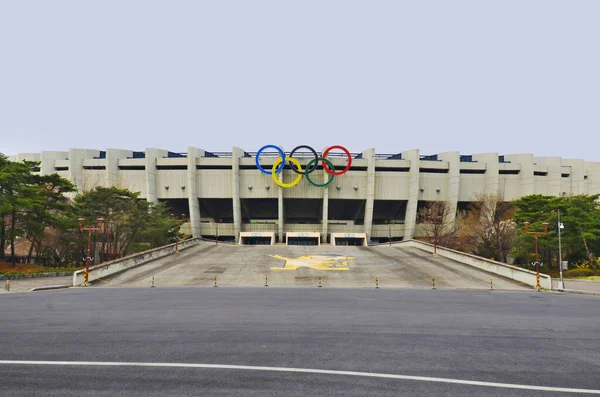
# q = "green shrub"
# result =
<box><xmin>563</xmin><ymin>268</ymin><xmax>595</xmax><ymax>278</ymax></box>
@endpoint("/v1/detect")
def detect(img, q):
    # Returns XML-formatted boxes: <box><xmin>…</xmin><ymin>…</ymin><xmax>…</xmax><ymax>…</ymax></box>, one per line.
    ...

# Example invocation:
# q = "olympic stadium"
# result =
<box><xmin>9</xmin><ymin>146</ymin><xmax>600</xmax><ymax>244</ymax></box>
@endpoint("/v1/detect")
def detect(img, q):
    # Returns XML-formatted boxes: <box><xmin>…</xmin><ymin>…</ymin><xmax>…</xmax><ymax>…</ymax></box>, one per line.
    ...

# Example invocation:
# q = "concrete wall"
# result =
<box><xmin>397</xmin><ymin>239</ymin><xmax>552</xmax><ymax>290</ymax></box>
<box><xmin>72</xmin><ymin>238</ymin><xmax>201</xmax><ymax>286</ymax></box>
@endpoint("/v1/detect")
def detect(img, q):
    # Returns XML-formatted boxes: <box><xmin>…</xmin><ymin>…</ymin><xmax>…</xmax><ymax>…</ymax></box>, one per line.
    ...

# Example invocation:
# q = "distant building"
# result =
<box><xmin>9</xmin><ymin>148</ymin><xmax>600</xmax><ymax>244</ymax></box>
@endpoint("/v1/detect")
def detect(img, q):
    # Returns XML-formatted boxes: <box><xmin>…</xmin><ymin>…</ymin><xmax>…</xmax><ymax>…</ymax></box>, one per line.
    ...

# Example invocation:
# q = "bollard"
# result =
<box><xmin>490</xmin><ymin>278</ymin><xmax>493</xmax><ymax>290</ymax></box>
<box><xmin>84</xmin><ymin>269</ymin><xmax>89</xmax><ymax>287</ymax></box>
<box><xmin>264</xmin><ymin>274</ymin><xmax>269</xmax><ymax>287</ymax></box>
<box><xmin>432</xmin><ymin>277</ymin><xmax>436</xmax><ymax>290</ymax></box>
<box><xmin>213</xmin><ymin>275</ymin><xmax>218</xmax><ymax>288</ymax></box>
<box><xmin>318</xmin><ymin>276</ymin><xmax>322</xmax><ymax>288</ymax></box>
<box><xmin>375</xmin><ymin>276</ymin><xmax>380</xmax><ymax>289</ymax></box>
<box><xmin>536</xmin><ymin>273</ymin><xmax>541</xmax><ymax>292</ymax></box>
<box><xmin>5</xmin><ymin>280</ymin><xmax>9</xmax><ymax>292</ymax></box>
<box><xmin>151</xmin><ymin>276</ymin><xmax>155</xmax><ymax>288</ymax></box>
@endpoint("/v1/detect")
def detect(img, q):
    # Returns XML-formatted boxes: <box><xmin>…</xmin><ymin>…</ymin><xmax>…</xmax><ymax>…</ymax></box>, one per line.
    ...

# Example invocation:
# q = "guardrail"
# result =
<box><xmin>393</xmin><ymin>239</ymin><xmax>552</xmax><ymax>290</ymax></box>
<box><xmin>72</xmin><ymin>238</ymin><xmax>201</xmax><ymax>286</ymax></box>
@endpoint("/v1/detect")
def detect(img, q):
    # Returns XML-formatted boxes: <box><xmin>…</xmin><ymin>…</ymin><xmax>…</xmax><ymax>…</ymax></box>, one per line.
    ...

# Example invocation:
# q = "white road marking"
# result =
<box><xmin>0</xmin><ymin>360</ymin><xmax>599</xmax><ymax>394</ymax></box>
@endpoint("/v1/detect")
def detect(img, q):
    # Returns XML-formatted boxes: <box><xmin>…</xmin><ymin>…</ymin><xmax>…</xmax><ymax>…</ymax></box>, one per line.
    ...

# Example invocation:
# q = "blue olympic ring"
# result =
<box><xmin>255</xmin><ymin>145</ymin><xmax>286</xmax><ymax>175</ymax></box>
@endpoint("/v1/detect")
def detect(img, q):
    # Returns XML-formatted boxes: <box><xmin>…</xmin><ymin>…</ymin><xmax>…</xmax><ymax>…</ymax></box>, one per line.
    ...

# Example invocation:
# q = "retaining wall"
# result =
<box><xmin>397</xmin><ymin>240</ymin><xmax>552</xmax><ymax>290</ymax></box>
<box><xmin>72</xmin><ymin>238</ymin><xmax>200</xmax><ymax>286</ymax></box>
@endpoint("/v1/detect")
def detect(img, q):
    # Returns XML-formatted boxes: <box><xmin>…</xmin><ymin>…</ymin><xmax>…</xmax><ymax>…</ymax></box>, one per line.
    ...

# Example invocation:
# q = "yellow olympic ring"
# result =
<box><xmin>272</xmin><ymin>157</ymin><xmax>303</xmax><ymax>188</ymax></box>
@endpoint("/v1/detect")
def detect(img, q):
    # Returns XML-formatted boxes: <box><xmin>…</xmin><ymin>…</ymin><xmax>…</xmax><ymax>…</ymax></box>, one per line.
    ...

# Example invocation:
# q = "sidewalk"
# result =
<box><xmin>553</xmin><ymin>279</ymin><xmax>600</xmax><ymax>293</ymax></box>
<box><xmin>0</xmin><ymin>276</ymin><xmax>72</xmax><ymax>293</ymax></box>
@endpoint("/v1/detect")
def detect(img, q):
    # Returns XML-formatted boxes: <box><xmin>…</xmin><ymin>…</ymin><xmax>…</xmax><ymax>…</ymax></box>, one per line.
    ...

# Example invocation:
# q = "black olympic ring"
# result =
<box><xmin>288</xmin><ymin>145</ymin><xmax>319</xmax><ymax>175</ymax></box>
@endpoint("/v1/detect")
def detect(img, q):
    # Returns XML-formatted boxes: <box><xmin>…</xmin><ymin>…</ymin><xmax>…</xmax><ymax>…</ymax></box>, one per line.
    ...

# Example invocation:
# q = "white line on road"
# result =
<box><xmin>0</xmin><ymin>360</ymin><xmax>599</xmax><ymax>394</ymax></box>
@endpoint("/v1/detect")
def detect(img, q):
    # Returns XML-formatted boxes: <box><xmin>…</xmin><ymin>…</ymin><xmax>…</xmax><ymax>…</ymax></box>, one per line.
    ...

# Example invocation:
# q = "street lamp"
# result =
<box><xmin>523</xmin><ymin>221</ymin><xmax>550</xmax><ymax>291</ymax></box>
<box><xmin>78</xmin><ymin>217</ymin><xmax>105</xmax><ymax>287</ymax></box>
<box><xmin>554</xmin><ymin>209</ymin><xmax>566</xmax><ymax>290</ymax></box>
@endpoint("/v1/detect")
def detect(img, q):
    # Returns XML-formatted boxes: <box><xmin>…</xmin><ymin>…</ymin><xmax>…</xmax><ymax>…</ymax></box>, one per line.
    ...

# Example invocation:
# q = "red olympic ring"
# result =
<box><xmin>322</xmin><ymin>145</ymin><xmax>352</xmax><ymax>175</ymax></box>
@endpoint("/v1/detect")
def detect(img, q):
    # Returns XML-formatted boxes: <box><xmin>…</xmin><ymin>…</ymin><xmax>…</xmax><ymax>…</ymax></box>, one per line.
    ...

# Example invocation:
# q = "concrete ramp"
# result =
<box><xmin>96</xmin><ymin>244</ymin><xmax>529</xmax><ymax>290</ymax></box>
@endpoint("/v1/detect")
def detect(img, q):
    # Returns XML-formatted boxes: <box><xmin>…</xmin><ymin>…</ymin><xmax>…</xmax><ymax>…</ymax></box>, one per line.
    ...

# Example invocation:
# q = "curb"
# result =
<box><xmin>554</xmin><ymin>289</ymin><xmax>600</xmax><ymax>297</ymax></box>
<box><xmin>1</xmin><ymin>272</ymin><xmax>76</xmax><ymax>280</ymax></box>
<box><xmin>29</xmin><ymin>285</ymin><xmax>72</xmax><ymax>292</ymax></box>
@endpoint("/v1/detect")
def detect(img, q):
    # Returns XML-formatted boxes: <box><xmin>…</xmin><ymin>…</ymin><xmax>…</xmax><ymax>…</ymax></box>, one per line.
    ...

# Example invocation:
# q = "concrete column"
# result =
<box><xmin>278</xmin><ymin>165</ymin><xmax>284</xmax><ymax>243</ymax></box>
<box><xmin>563</xmin><ymin>159</ymin><xmax>585</xmax><ymax>195</ymax></box>
<box><xmin>505</xmin><ymin>154</ymin><xmax>534</xmax><ymax>197</ymax></box>
<box><xmin>402</xmin><ymin>149</ymin><xmax>420</xmax><ymax>240</ymax></box>
<box><xmin>106</xmin><ymin>149</ymin><xmax>132</xmax><ymax>187</ymax></box>
<box><xmin>534</xmin><ymin>156</ymin><xmax>561</xmax><ymax>196</ymax></box>
<box><xmin>187</xmin><ymin>147</ymin><xmax>205</xmax><ymax>238</ymax></box>
<box><xmin>438</xmin><ymin>151</ymin><xmax>460</xmax><ymax>227</ymax></box>
<box><xmin>472</xmin><ymin>153</ymin><xmax>500</xmax><ymax>197</ymax></box>
<box><xmin>145</xmin><ymin>148</ymin><xmax>168</xmax><ymax>203</ymax></box>
<box><xmin>68</xmin><ymin>149</ymin><xmax>99</xmax><ymax>193</ymax></box>
<box><xmin>232</xmin><ymin>147</ymin><xmax>244</xmax><ymax>243</ymax></box>
<box><xmin>321</xmin><ymin>147</ymin><xmax>329</xmax><ymax>243</ymax></box>
<box><xmin>362</xmin><ymin>148</ymin><xmax>376</xmax><ymax>243</ymax></box>
<box><xmin>583</xmin><ymin>161</ymin><xmax>600</xmax><ymax>195</ymax></box>
<box><xmin>40</xmin><ymin>151</ymin><xmax>67</xmax><ymax>175</ymax></box>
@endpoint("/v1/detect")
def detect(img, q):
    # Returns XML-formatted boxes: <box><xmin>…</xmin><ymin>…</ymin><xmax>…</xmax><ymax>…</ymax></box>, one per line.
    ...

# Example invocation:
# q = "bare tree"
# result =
<box><xmin>463</xmin><ymin>194</ymin><xmax>516</xmax><ymax>263</ymax></box>
<box><xmin>417</xmin><ymin>201</ymin><xmax>462</xmax><ymax>249</ymax></box>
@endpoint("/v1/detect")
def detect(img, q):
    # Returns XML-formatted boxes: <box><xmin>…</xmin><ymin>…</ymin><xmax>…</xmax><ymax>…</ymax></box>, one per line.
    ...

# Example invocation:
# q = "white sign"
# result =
<box><xmin>344</xmin><ymin>234</ymin><xmax>355</xmax><ymax>237</ymax></box>
<box><xmin>561</xmin><ymin>261</ymin><xmax>569</xmax><ymax>270</ymax></box>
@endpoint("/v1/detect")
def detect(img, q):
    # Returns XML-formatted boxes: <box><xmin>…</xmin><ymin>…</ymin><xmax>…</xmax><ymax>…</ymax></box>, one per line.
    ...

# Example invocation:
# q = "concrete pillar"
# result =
<box><xmin>232</xmin><ymin>147</ymin><xmax>244</xmax><ymax>243</ymax></box>
<box><xmin>438</xmin><ymin>151</ymin><xmax>460</xmax><ymax>227</ymax></box>
<box><xmin>402</xmin><ymin>149</ymin><xmax>420</xmax><ymax>240</ymax></box>
<box><xmin>583</xmin><ymin>161</ymin><xmax>600</xmax><ymax>195</ymax></box>
<box><xmin>563</xmin><ymin>159</ymin><xmax>585</xmax><ymax>195</ymax></box>
<box><xmin>40</xmin><ymin>151</ymin><xmax>67</xmax><ymax>175</ymax></box>
<box><xmin>534</xmin><ymin>156</ymin><xmax>561</xmax><ymax>196</ymax></box>
<box><xmin>68</xmin><ymin>149</ymin><xmax>99</xmax><ymax>193</ymax></box>
<box><xmin>278</xmin><ymin>164</ymin><xmax>284</xmax><ymax>243</ymax></box>
<box><xmin>505</xmin><ymin>154</ymin><xmax>534</xmax><ymax>197</ymax></box>
<box><xmin>145</xmin><ymin>148</ymin><xmax>168</xmax><ymax>203</ymax></box>
<box><xmin>321</xmin><ymin>147</ymin><xmax>329</xmax><ymax>244</ymax></box>
<box><xmin>362</xmin><ymin>148</ymin><xmax>376</xmax><ymax>243</ymax></box>
<box><xmin>106</xmin><ymin>149</ymin><xmax>133</xmax><ymax>187</ymax></box>
<box><xmin>187</xmin><ymin>147</ymin><xmax>205</xmax><ymax>238</ymax></box>
<box><xmin>472</xmin><ymin>153</ymin><xmax>500</xmax><ymax>197</ymax></box>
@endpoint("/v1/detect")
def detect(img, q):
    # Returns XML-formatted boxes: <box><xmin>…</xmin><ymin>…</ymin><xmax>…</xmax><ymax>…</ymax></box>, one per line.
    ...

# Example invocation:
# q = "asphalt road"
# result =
<box><xmin>0</xmin><ymin>288</ymin><xmax>599</xmax><ymax>396</ymax></box>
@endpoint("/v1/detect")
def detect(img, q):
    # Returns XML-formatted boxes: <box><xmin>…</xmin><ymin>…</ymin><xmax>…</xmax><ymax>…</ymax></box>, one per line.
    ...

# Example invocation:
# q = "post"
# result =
<box><xmin>557</xmin><ymin>210</ymin><xmax>565</xmax><ymax>290</ymax></box>
<box><xmin>388</xmin><ymin>222</ymin><xmax>391</xmax><ymax>247</ymax></box>
<box><xmin>78</xmin><ymin>217</ymin><xmax>104</xmax><ymax>287</ymax></box>
<box><xmin>523</xmin><ymin>221</ymin><xmax>549</xmax><ymax>292</ymax></box>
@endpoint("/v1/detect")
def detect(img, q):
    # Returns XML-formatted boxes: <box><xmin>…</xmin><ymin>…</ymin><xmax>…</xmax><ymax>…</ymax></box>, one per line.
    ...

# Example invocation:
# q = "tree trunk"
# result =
<box><xmin>10</xmin><ymin>209</ymin><xmax>16</xmax><ymax>267</ymax></box>
<box><xmin>0</xmin><ymin>213</ymin><xmax>6</xmax><ymax>260</ymax></box>
<box><xmin>27</xmin><ymin>237</ymin><xmax>35</xmax><ymax>264</ymax></box>
<box><xmin>582</xmin><ymin>236</ymin><xmax>598</xmax><ymax>276</ymax></box>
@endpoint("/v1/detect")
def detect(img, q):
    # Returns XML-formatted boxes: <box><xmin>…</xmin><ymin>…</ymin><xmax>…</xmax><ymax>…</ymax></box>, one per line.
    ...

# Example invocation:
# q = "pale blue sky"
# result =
<box><xmin>1</xmin><ymin>1</ymin><xmax>599</xmax><ymax>160</ymax></box>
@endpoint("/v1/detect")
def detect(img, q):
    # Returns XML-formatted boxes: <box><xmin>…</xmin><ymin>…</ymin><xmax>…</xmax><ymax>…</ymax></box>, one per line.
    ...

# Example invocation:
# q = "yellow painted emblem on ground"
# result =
<box><xmin>269</xmin><ymin>254</ymin><xmax>353</xmax><ymax>271</ymax></box>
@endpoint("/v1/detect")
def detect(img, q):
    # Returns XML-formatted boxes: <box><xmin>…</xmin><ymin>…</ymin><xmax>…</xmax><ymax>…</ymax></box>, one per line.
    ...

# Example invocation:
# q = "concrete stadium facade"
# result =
<box><xmin>9</xmin><ymin>147</ymin><xmax>600</xmax><ymax>244</ymax></box>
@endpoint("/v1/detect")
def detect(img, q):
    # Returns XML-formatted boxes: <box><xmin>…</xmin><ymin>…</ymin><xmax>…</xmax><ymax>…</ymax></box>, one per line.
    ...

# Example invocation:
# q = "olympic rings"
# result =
<box><xmin>322</xmin><ymin>145</ymin><xmax>352</xmax><ymax>175</ymax></box>
<box><xmin>288</xmin><ymin>145</ymin><xmax>318</xmax><ymax>175</ymax></box>
<box><xmin>256</xmin><ymin>144</ymin><xmax>351</xmax><ymax>188</ymax></box>
<box><xmin>305</xmin><ymin>157</ymin><xmax>336</xmax><ymax>188</ymax></box>
<box><xmin>256</xmin><ymin>145</ymin><xmax>286</xmax><ymax>175</ymax></box>
<box><xmin>272</xmin><ymin>157</ymin><xmax>303</xmax><ymax>188</ymax></box>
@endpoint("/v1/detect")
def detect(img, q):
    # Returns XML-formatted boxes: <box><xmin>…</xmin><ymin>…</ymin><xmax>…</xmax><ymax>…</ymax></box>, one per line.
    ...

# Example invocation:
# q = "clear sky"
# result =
<box><xmin>1</xmin><ymin>1</ymin><xmax>599</xmax><ymax>160</ymax></box>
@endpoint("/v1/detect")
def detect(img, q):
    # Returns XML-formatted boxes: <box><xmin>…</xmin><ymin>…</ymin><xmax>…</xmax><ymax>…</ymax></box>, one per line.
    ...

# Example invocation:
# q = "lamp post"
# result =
<box><xmin>78</xmin><ymin>217</ymin><xmax>105</xmax><ymax>287</ymax></box>
<box><xmin>556</xmin><ymin>209</ymin><xmax>565</xmax><ymax>290</ymax></box>
<box><xmin>523</xmin><ymin>221</ymin><xmax>549</xmax><ymax>291</ymax></box>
